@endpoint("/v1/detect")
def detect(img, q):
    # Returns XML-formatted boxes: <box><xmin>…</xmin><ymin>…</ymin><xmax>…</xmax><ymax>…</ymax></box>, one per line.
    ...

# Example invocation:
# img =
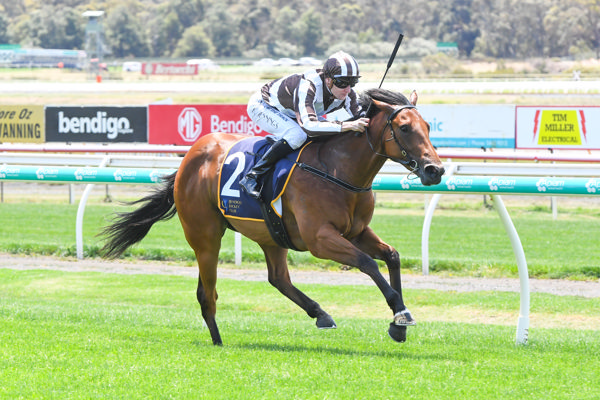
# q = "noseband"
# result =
<box><xmin>365</xmin><ymin>104</ymin><xmax>419</xmax><ymax>171</ymax></box>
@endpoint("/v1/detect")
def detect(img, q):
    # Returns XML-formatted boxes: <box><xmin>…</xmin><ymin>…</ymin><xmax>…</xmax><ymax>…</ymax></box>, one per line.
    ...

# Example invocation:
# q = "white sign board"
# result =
<box><xmin>516</xmin><ymin>106</ymin><xmax>600</xmax><ymax>150</ymax></box>
<box><xmin>418</xmin><ymin>105</ymin><xmax>515</xmax><ymax>148</ymax></box>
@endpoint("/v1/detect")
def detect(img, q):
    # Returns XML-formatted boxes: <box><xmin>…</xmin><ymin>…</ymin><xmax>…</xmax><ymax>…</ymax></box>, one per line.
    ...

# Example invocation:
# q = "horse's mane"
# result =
<box><xmin>360</xmin><ymin>88</ymin><xmax>411</xmax><ymax>118</ymax></box>
<box><xmin>312</xmin><ymin>88</ymin><xmax>411</xmax><ymax>144</ymax></box>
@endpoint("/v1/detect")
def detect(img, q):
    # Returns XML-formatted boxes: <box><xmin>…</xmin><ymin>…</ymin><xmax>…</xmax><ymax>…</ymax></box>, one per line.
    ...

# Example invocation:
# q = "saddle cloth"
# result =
<box><xmin>218</xmin><ymin>136</ymin><xmax>306</xmax><ymax>221</ymax></box>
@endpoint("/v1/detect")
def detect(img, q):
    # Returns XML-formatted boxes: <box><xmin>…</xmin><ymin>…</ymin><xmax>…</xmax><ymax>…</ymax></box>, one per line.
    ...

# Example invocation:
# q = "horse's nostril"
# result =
<box><xmin>424</xmin><ymin>164</ymin><xmax>444</xmax><ymax>177</ymax></box>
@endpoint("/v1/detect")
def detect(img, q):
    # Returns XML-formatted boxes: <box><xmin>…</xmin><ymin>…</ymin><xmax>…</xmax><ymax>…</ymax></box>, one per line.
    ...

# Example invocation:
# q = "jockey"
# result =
<box><xmin>240</xmin><ymin>51</ymin><xmax>370</xmax><ymax>199</ymax></box>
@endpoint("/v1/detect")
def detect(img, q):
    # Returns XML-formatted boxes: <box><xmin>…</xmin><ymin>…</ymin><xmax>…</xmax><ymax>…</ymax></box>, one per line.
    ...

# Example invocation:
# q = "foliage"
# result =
<box><xmin>172</xmin><ymin>25</ymin><xmax>215</xmax><ymax>58</ymax></box>
<box><xmin>0</xmin><ymin>0</ymin><xmax>599</xmax><ymax>59</ymax></box>
<box><xmin>104</xmin><ymin>5</ymin><xmax>149</xmax><ymax>58</ymax></box>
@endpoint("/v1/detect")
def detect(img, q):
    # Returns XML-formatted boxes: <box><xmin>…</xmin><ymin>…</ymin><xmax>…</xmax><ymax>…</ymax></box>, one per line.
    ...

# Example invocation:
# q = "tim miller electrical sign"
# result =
<box><xmin>45</xmin><ymin>107</ymin><xmax>147</xmax><ymax>142</ymax></box>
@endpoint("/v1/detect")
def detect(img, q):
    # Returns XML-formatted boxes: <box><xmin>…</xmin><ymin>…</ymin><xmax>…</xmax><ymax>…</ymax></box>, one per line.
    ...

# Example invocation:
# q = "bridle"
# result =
<box><xmin>364</xmin><ymin>104</ymin><xmax>419</xmax><ymax>171</ymax></box>
<box><xmin>295</xmin><ymin>103</ymin><xmax>423</xmax><ymax>193</ymax></box>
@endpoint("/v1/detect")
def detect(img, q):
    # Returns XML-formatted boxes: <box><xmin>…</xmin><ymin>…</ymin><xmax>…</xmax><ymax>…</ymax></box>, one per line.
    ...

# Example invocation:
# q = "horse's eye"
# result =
<box><xmin>399</xmin><ymin>125</ymin><xmax>409</xmax><ymax>133</ymax></box>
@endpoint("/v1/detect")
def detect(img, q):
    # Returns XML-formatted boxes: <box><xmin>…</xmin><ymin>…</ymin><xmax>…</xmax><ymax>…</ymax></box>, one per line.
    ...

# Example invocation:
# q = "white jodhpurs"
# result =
<box><xmin>247</xmin><ymin>91</ymin><xmax>308</xmax><ymax>150</ymax></box>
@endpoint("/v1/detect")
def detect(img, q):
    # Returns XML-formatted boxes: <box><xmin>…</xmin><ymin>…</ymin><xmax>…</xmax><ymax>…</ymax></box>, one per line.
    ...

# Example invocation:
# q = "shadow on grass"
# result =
<box><xmin>197</xmin><ymin>339</ymin><xmax>442</xmax><ymax>361</ymax></box>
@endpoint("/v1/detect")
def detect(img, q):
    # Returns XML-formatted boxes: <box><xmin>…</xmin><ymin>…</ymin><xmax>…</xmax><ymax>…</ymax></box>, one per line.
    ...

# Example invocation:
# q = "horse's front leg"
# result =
<box><xmin>308</xmin><ymin>224</ymin><xmax>412</xmax><ymax>326</ymax></box>
<box><xmin>351</xmin><ymin>227</ymin><xmax>415</xmax><ymax>328</ymax></box>
<box><xmin>261</xmin><ymin>245</ymin><xmax>337</xmax><ymax>329</ymax></box>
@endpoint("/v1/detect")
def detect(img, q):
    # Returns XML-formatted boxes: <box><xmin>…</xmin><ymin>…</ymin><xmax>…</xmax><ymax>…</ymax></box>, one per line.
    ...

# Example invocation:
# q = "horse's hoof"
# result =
<box><xmin>388</xmin><ymin>323</ymin><xmax>407</xmax><ymax>343</ymax></box>
<box><xmin>393</xmin><ymin>309</ymin><xmax>417</xmax><ymax>326</ymax></box>
<box><xmin>316</xmin><ymin>315</ymin><xmax>337</xmax><ymax>329</ymax></box>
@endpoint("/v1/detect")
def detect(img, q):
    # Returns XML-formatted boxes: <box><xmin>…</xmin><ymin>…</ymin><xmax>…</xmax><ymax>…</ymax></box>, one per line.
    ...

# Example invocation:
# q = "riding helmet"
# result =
<box><xmin>323</xmin><ymin>51</ymin><xmax>360</xmax><ymax>78</ymax></box>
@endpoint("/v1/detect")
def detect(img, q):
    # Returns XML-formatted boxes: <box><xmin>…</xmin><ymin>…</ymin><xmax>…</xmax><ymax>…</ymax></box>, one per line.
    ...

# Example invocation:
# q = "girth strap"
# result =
<box><xmin>258</xmin><ymin>200</ymin><xmax>300</xmax><ymax>251</ymax></box>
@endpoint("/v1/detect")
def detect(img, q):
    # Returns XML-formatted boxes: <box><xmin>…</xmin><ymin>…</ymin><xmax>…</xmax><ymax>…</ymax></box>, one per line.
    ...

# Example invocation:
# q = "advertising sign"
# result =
<box><xmin>45</xmin><ymin>106</ymin><xmax>147</xmax><ymax>143</ymax></box>
<box><xmin>0</xmin><ymin>105</ymin><xmax>44</xmax><ymax>143</ymax></box>
<box><xmin>418</xmin><ymin>105</ymin><xmax>515</xmax><ymax>148</ymax></box>
<box><xmin>141</xmin><ymin>63</ymin><xmax>198</xmax><ymax>75</ymax></box>
<box><xmin>516</xmin><ymin>106</ymin><xmax>600</xmax><ymax>150</ymax></box>
<box><xmin>372</xmin><ymin>175</ymin><xmax>600</xmax><ymax>196</ymax></box>
<box><xmin>0</xmin><ymin>165</ymin><xmax>175</xmax><ymax>184</ymax></box>
<box><xmin>148</xmin><ymin>104</ymin><xmax>265</xmax><ymax>145</ymax></box>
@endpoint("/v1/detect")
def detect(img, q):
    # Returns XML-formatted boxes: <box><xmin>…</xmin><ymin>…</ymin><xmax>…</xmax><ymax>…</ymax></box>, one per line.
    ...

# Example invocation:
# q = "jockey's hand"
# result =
<box><xmin>341</xmin><ymin>118</ymin><xmax>370</xmax><ymax>133</ymax></box>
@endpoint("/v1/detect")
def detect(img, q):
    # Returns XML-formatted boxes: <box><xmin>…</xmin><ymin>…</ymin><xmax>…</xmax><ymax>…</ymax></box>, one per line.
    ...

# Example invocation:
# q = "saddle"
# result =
<box><xmin>218</xmin><ymin>136</ymin><xmax>308</xmax><ymax>250</ymax></box>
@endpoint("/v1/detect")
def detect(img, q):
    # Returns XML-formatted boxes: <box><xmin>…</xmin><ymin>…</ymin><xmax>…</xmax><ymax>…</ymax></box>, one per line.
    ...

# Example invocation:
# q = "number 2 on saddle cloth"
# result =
<box><xmin>218</xmin><ymin>136</ymin><xmax>306</xmax><ymax>249</ymax></box>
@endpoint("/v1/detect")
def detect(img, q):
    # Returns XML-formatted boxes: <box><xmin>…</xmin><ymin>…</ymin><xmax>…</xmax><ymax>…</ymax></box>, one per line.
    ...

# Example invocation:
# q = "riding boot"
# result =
<box><xmin>240</xmin><ymin>139</ymin><xmax>294</xmax><ymax>199</ymax></box>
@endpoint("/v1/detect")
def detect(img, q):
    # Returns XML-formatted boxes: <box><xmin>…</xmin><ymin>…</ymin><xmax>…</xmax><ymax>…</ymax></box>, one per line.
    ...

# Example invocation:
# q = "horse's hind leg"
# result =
<box><xmin>262</xmin><ymin>245</ymin><xmax>336</xmax><ymax>328</ymax></box>
<box><xmin>195</xmin><ymin>248</ymin><xmax>223</xmax><ymax>345</ymax></box>
<box><xmin>179</xmin><ymin>209</ymin><xmax>226</xmax><ymax>345</ymax></box>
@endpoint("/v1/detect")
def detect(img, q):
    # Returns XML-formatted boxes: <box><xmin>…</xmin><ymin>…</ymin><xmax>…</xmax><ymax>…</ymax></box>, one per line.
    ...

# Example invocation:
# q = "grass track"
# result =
<box><xmin>1</xmin><ymin>269</ymin><xmax>599</xmax><ymax>399</ymax></box>
<box><xmin>0</xmin><ymin>199</ymin><xmax>598</xmax><ymax>279</ymax></box>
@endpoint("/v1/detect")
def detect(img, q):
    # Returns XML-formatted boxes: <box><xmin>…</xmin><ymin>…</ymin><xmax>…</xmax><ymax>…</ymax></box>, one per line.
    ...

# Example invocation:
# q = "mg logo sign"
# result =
<box><xmin>178</xmin><ymin>107</ymin><xmax>202</xmax><ymax>142</ymax></box>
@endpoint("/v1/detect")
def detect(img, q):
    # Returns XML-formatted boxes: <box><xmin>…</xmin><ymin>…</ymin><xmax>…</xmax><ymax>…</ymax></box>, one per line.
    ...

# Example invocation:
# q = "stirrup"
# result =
<box><xmin>240</xmin><ymin>176</ymin><xmax>262</xmax><ymax>199</ymax></box>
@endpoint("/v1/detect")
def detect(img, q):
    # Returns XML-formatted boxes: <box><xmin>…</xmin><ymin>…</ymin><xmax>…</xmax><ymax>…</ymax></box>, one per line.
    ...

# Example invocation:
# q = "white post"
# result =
<box><xmin>422</xmin><ymin>193</ymin><xmax>443</xmax><ymax>276</ymax></box>
<box><xmin>491</xmin><ymin>194</ymin><xmax>530</xmax><ymax>345</ymax></box>
<box><xmin>421</xmin><ymin>162</ymin><xmax>456</xmax><ymax>275</ymax></box>
<box><xmin>76</xmin><ymin>156</ymin><xmax>110</xmax><ymax>260</ymax></box>
<box><xmin>76</xmin><ymin>184</ymin><xmax>95</xmax><ymax>259</ymax></box>
<box><xmin>69</xmin><ymin>184</ymin><xmax>75</xmax><ymax>204</ymax></box>
<box><xmin>235</xmin><ymin>232</ymin><xmax>242</xmax><ymax>266</ymax></box>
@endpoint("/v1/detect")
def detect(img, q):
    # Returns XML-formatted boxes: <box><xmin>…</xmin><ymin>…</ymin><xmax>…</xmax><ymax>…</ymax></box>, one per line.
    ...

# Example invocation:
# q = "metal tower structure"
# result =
<box><xmin>82</xmin><ymin>10</ymin><xmax>105</xmax><ymax>78</ymax></box>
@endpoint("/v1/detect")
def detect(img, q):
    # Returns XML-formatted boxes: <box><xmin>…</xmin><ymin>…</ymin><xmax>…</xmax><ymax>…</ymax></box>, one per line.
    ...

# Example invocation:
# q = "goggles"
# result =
<box><xmin>332</xmin><ymin>76</ymin><xmax>359</xmax><ymax>88</ymax></box>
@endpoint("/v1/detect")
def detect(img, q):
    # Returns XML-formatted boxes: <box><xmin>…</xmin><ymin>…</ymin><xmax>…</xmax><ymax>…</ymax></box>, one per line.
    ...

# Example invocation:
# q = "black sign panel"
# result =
<box><xmin>45</xmin><ymin>106</ymin><xmax>147</xmax><ymax>143</ymax></box>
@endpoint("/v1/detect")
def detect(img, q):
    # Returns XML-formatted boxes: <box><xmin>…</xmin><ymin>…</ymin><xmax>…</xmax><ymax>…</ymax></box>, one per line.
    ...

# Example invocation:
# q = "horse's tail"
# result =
<box><xmin>100</xmin><ymin>172</ymin><xmax>178</xmax><ymax>259</ymax></box>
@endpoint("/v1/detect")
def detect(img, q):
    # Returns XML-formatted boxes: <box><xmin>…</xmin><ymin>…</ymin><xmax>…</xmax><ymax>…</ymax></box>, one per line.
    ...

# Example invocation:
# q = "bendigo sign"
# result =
<box><xmin>148</xmin><ymin>104</ymin><xmax>266</xmax><ymax>145</ymax></box>
<box><xmin>45</xmin><ymin>106</ymin><xmax>147</xmax><ymax>143</ymax></box>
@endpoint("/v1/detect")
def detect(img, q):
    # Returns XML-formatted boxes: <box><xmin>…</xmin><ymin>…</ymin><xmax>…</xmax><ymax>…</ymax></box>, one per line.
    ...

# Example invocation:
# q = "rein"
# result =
<box><xmin>295</xmin><ymin>162</ymin><xmax>372</xmax><ymax>193</ymax></box>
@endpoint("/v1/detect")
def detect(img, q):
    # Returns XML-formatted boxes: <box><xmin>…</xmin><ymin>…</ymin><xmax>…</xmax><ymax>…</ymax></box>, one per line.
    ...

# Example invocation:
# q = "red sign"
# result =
<box><xmin>142</xmin><ymin>63</ymin><xmax>198</xmax><ymax>75</ymax></box>
<box><xmin>148</xmin><ymin>104</ymin><xmax>266</xmax><ymax>145</ymax></box>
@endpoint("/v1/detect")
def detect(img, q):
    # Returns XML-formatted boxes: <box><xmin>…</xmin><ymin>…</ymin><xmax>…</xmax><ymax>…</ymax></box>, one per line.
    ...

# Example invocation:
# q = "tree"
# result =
<box><xmin>272</xmin><ymin>6</ymin><xmax>300</xmax><ymax>45</ymax></box>
<box><xmin>105</xmin><ymin>5</ymin><xmax>150</xmax><ymax>57</ymax></box>
<box><xmin>201</xmin><ymin>3</ymin><xmax>241</xmax><ymax>57</ymax></box>
<box><xmin>171</xmin><ymin>0</ymin><xmax>204</xmax><ymax>28</ymax></box>
<box><xmin>577</xmin><ymin>0</ymin><xmax>600</xmax><ymax>58</ymax></box>
<box><xmin>61</xmin><ymin>9</ymin><xmax>85</xmax><ymax>50</ymax></box>
<box><xmin>173</xmin><ymin>25</ymin><xmax>215</xmax><ymax>57</ymax></box>
<box><xmin>544</xmin><ymin>2</ymin><xmax>585</xmax><ymax>58</ymax></box>
<box><xmin>295</xmin><ymin>8</ymin><xmax>324</xmax><ymax>56</ymax></box>
<box><xmin>0</xmin><ymin>14</ymin><xmax>9</xmax><ymax>44</ymax></box>
<box><xmin>0</xmin><ymin>0</ymin><xmax>597</xmax><ymax>60</ymax></box>
<box><xmin>152</xmin><ymin>11</ymin><xmax>184</xmax><ymax>57</ymax></box>
<box><xmin>24</xmin><ymin>6</ymin><xmax>84</xmax><ymax>49</ymax></box>
<box><xmin>238</xmin><ymin>3</ymin><xmax>271</xmax><ymax>49</ymax></box>
<box><xmin>436</xmin><ymin>0</ymin><xmax>480</xmax><ymax>57</ymax></box>
<box><xmin>513</xmin><ymin>0</ymin><xmax>548</xmax><ymax>57</ymax></box>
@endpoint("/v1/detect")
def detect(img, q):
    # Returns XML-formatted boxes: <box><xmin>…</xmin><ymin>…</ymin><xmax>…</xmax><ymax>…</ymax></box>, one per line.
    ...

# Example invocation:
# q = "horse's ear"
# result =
<box><xmin>409</xmin><ymin>90</ymin><xmax>418</xmax><ymax>106</ymax></box>
<box><xmin>371</xmin><ymin>99</ymin><xmax>395</xmax><ymax>114</ymax></box>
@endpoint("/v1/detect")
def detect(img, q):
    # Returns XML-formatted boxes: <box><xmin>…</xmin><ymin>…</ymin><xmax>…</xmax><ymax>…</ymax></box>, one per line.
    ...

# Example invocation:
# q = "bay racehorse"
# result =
<box><xmin>100</xmin><ymin>88</ymin><xmax>445</xmax><ymax>345</ymax></box>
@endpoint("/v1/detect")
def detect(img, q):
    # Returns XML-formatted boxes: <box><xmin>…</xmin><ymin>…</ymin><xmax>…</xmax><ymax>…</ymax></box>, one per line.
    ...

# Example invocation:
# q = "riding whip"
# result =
<box><xmin>361</xmin><ymin>32</ymin><xmax>404</xmax><ymax>122</ymax></box>
<box><xmin>378</xmin><ymin>33</ymin><xmax>404</xmax><ymax>89</ymax></box>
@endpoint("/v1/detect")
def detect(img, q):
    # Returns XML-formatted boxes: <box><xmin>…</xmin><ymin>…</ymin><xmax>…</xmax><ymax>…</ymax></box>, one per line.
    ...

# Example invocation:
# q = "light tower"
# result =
<box><xmin>82</xmin><ymin>10</ymin><xmax>105</xmax><ymax>80</ymax></box>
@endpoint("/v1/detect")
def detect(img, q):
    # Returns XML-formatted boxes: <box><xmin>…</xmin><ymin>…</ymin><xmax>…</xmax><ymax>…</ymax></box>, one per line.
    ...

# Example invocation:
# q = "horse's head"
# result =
<box><xmin>363</xmin><ymin>89</ymin><xmax>445</xmax><ymax>186</ymax></box>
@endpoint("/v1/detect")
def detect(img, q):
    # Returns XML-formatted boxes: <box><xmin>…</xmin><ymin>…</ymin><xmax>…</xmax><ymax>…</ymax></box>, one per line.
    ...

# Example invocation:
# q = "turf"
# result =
<box><xmin>1</xmin><ymin>269</ymin><xmax>598</xmax><ymax>399</ymax></box>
